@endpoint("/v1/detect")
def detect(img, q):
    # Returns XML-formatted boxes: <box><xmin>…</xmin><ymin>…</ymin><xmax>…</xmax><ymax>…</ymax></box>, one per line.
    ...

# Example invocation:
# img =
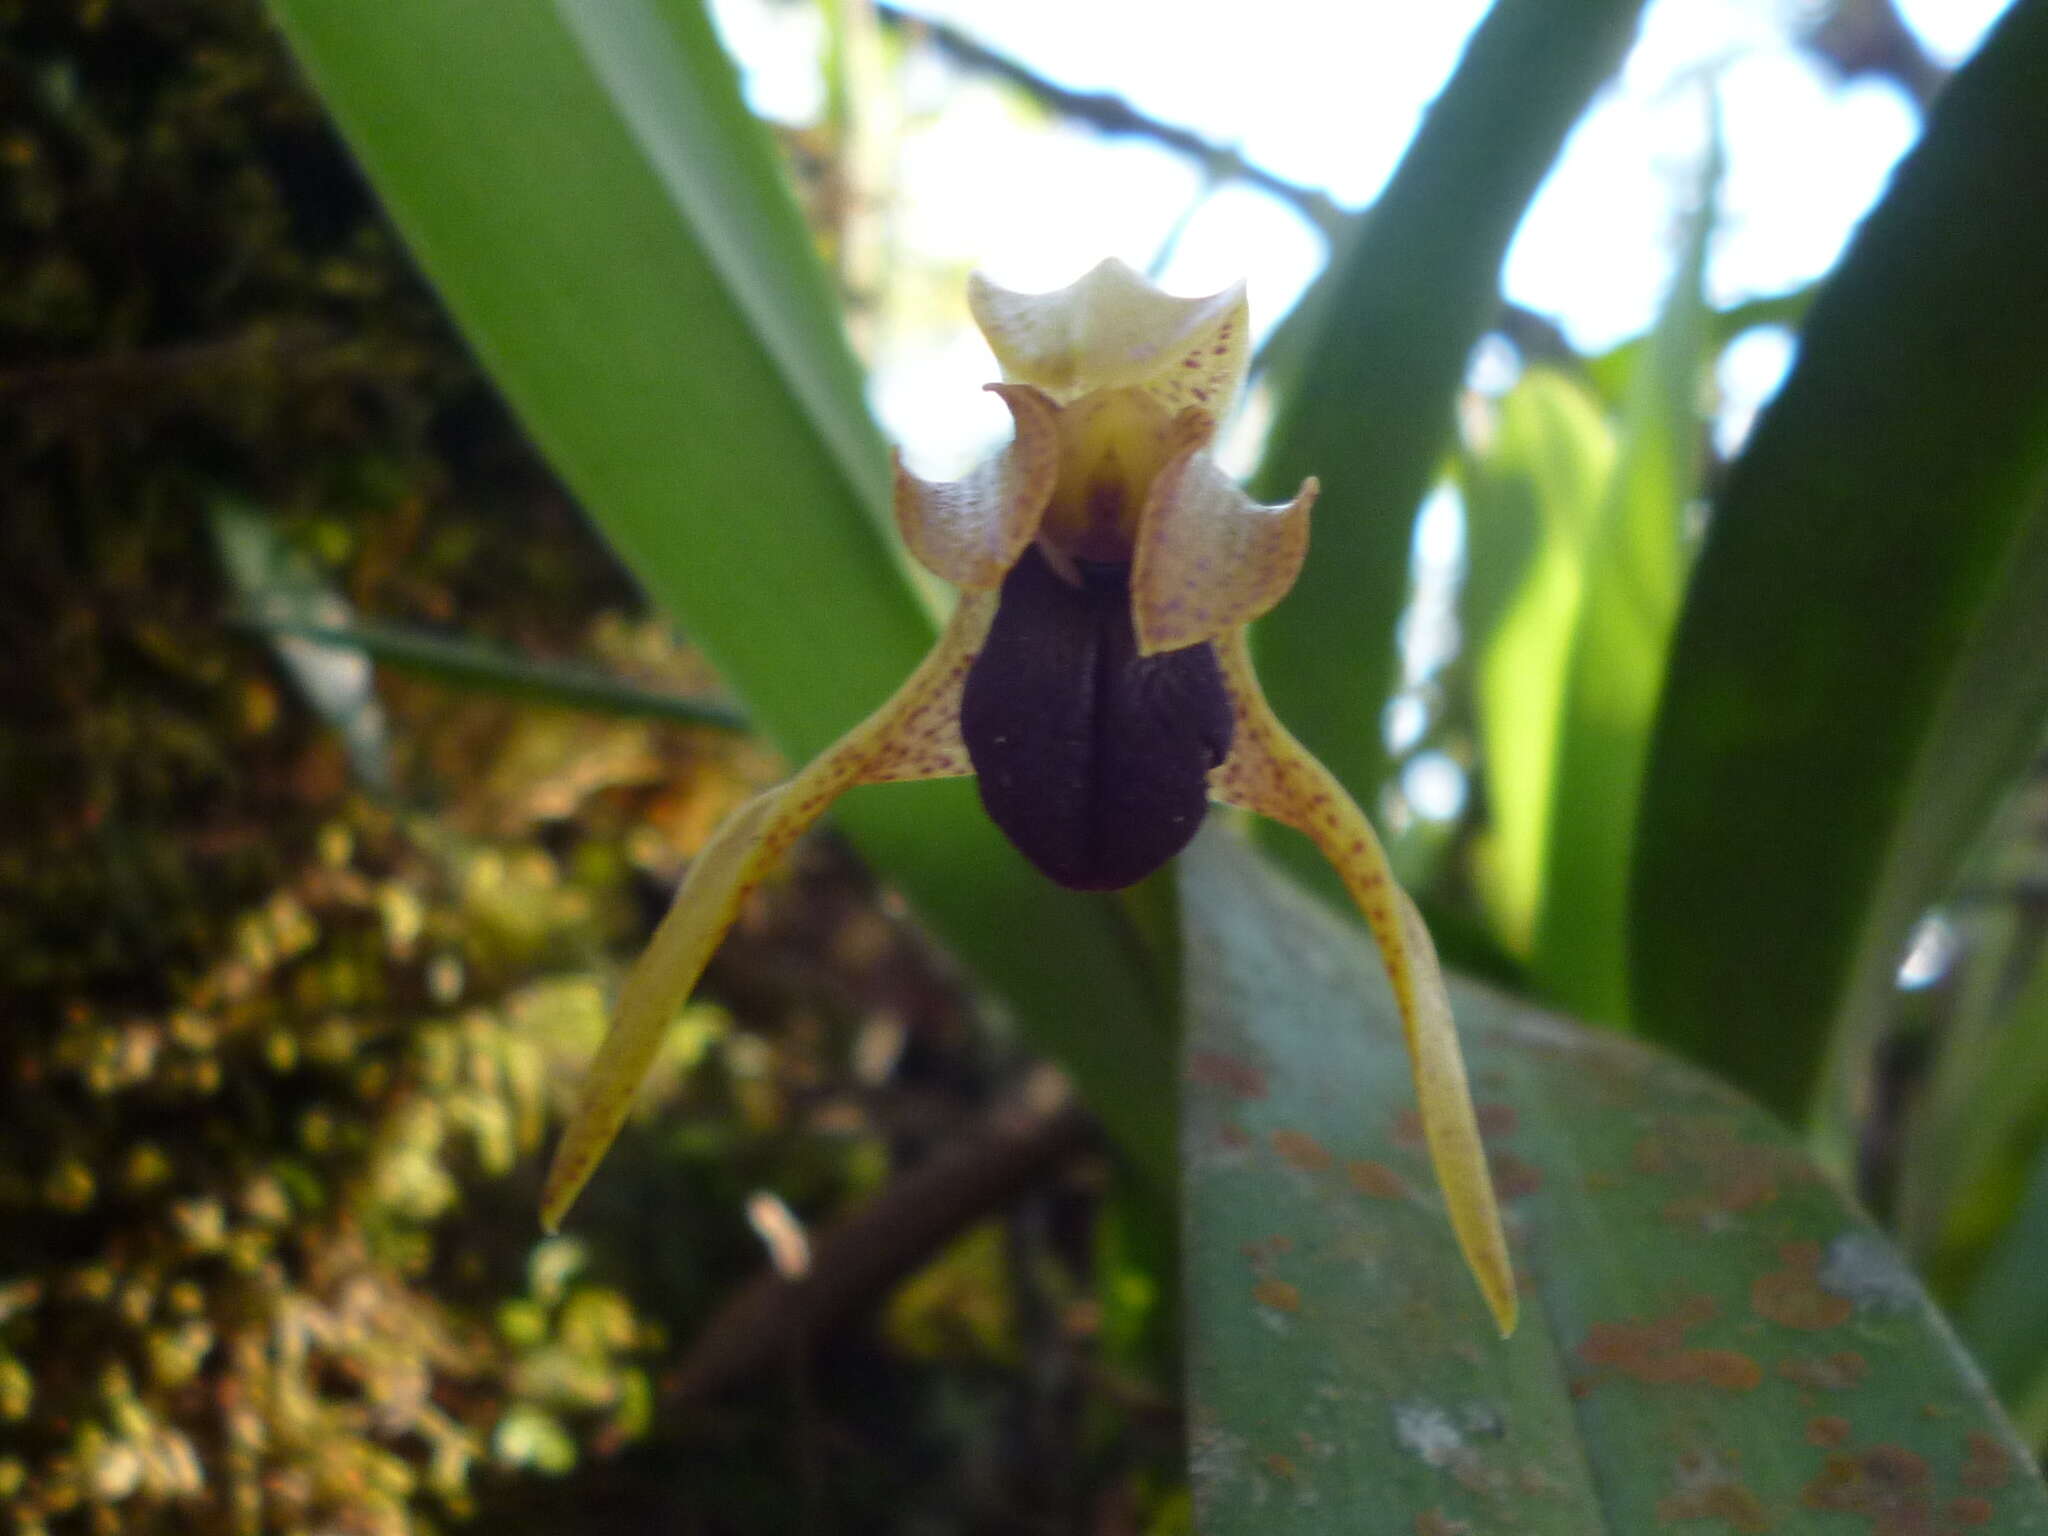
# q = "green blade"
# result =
<box><xmin>264</xmin><ymin>0</ymin><xmax>1173</xmax><ymax>1181</ymax></box>
<box><xmin>1530</xmin><ymin>135</ymin><xmax>1716</xmax><ymax>1024</ymax></box>
<box><xmin>1180</xmin><ymin>824</ymin><xmax>2048</xmax><ymax>1531</ymax></box>
<box><xmin>263</xmin><ymin>0</ymin><xmax>912</xmax><ymax>740</ymax></box>
<box><xmin>231</xmin><ymin>614</ymin><xmax>749</xmax><ymax>732</ymax></box>
<box><xmin>1461</xmin><ymin>372</ymin><xmax>1617</xmax><ymax>962</ymax></box>
<box><xmin>1629</xmin><ymin>0</ymin><xmax>2048</xmax><ymax>1120</ymax></box>
<box><xmin>1960</xmin><ymin>1126</ymin><xmax>2048</xmax><ymax>1446</ymax></box>
<box><xmin>1585</xmin><ymin>284</ymin><xmax>1815</xmax><ymax>409</ymax></box>
<box><xmin>1250</xmin><ymin>0</ymin><xmax>1648</xmax><ymax>815</ymax></box>
<box><xmin>1895</xmin><ymin>771</ymin><xmax>2048</xmax><ymax>1263</ymax></box>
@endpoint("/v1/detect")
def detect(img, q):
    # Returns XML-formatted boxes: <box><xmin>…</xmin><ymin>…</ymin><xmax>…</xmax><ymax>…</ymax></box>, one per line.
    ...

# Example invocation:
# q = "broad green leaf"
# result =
<box><xmin>1462</xmin><ymin>373</ymin><xmax>1617</xmax><ymax>958</ymax></box>
<box><xmin>1630</xmin><ymin>1</ymin><xmax>2048</xmax><ymax>1121</ymax></box>
<box><xmin>1180</xmin><ymin>824</ymin><xmax>2048</xmax><ymax>1532</ymax></box>
<box><xmin>1250</xmin><ymin>0</ymin><xmax>1648</xmax><ymax>816</ymax></box>
<box><xmin>265</xmin><ymin>0</ymin><xmax>1173</xmax><ymax>1182</ymax></box>
<box><xmin>1532</xmin><ymin>140</ymin><xmax>1715</xmax><ymax>1024</ymax></box>
<box><xmin>260</xmin><ymin>0</ymin><xmax>911</xmax><ymax>735</ymax></box>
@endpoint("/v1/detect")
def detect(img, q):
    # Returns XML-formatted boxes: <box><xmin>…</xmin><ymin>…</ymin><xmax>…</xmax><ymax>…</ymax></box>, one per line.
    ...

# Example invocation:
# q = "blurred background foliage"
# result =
<box><xmin>3</xmin><ymin>0</ymin><xmax>2047</xmax><ymax>1531</ymax></box>
<box><xmin>0</xmin><ymin>4</ymin><xmax>1166</xmax><ymax>1530</ymax></box>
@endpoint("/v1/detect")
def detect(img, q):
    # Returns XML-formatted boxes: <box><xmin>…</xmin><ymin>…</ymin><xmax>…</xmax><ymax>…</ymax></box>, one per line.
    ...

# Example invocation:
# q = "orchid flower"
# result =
<box><xmin>540</xmin><ymin>259</ymin><xmax>1516</xmax><ymax>1336</ymax></box>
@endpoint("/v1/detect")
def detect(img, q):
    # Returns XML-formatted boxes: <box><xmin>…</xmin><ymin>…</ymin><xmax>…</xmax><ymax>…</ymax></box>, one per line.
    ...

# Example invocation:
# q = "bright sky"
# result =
<box><xmin>711</xmin><ymin>0</ymin><xmax>2014</xmax><ymax>478</ymax></box>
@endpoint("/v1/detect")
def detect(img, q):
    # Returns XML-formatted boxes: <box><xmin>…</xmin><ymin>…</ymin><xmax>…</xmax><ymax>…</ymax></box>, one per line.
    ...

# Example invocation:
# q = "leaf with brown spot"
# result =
<box><xmin>1270</xmin><ymin>1128</ymin><xmax>1334</xmax><ymax>1173</ymax></box>
<box><xmin>1489</xmin><ymin>1153</ymin><xmax>1544</xmax><ymax>1200</ymax></box>
<box><xmin>1961</xmin><ymin>1432</ymin><xmax>2011</xmax><ymax>1492</ymax></box>
<box><xmin>1579</xmin><ymin>1300</ymin><xmax>1763</xmax><ymax>1394</ymax></box>
<box><xmin>1656</xmin><ymin>1481</ymin><xmax>1772</xmax><ymax>1534</ymax></box>
<box><xmin>1781</xmin><ymin>1351</ymin><xmax>1870</xmax><ymax>1393</ymax></box>
<box><xmin>1254</xmin><ymin>1278</ymin><xmax>1302</xmax><ymax>1315</ymax></box>
<box><xmin>1181</xmin><ymin>828</ymin><xmax>2048</xmax><ymax>1534</ymax></box>
<box><xmin>1190</xmin><ymin>1050</ymin><xmax>1268</xmax><ymax>1099</ymax></box>
<box><xmin>1950</xmin><ymin>1494</ymin><xmax>1995</xmax><ymax>1527</ymax></box>
<box><xmin>1474</xmin><ymin>1103</ymin><xmax>1519</xmax><ymax>1139</ymax></box>
<box><xmin>1810</xmin><ymin>1415</ymin><xmax>1853</xmax><ymax>1448</ymax></box>
<box><xmin>1348</xmin><ymin>1159</ymin><xmax>1408</xmax><ymax>1200</ymax></box>
<box><xmin>1803</xmin><ymin>1445</ymin><xmax>1935</xmax><ymax>1536</ymax></box>
<box><xmin>1753</xmin><ymin>1240</ymin><xmax>1857</xmax><ymax>1332</ymax></box>
<box><xmin>1635</xmin><ymin>1115</ymin><xmax>1797</xmax><ymax>1230</ymax></box>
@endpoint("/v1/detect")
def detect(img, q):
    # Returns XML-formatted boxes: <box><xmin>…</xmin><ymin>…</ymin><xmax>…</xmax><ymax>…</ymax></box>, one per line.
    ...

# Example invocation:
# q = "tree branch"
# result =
<box><xmin>875</xmin><ymin>2</ymin><xmax>1349</xmax><ymax>241</ymax></box>
<box><xmin>664</xmin><ymin>1073</ymin><xmax>1099</xmax><ymax>1406</ymax></box>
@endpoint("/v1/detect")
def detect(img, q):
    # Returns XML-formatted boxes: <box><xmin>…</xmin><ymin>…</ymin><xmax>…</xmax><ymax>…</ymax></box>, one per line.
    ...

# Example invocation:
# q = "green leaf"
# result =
<box><xmin>1959</xmin><ymin>1131</ymin><xmax>2048</xmax><ymax>1447</ymax></box>
<box><xmin>1179</xmin><ymin>824</ymin><xmax>2048</xmax><ymax>1531</ymax></box>
<box><xmin>1629</xmin><ymin>2</ymin><xmax>2048</xmax><ymax>1121</ymax></box>
<box><xmin>1249</xmin><ymin>0</ymin><xmax>1649</xmax><ymax>813</ymax></box>
<box><xmin>231</xmin><ymin>615</ymin><xmax>749</xmax><ymax>732</ymax></box>
<box><xmin>1895</xmin><ymin>773</ymin><xmax>2048</xmax><ymax>1263</ymax></box>
<box><xmin>262</xmin><ymin>0</ymin><xmax>909</xmax><ymax>740</ymax></box>
<box><xmin>1458</xmin><ymin>127</ymin><xmax>1715</xmax><ymax>1023</ymax></box>
<box><xmin>1461</xmin><ymin>373</ymin><xmax>1618</xmax><ymax>959</ymax></box>
<box><xmin>1585</xmin><ymin>283</ymin><xmax>1815</xmax><ymax>409</ymax></box>
<box><xmin>1529</xmin><ymin>136</ymin><xmax>1715</xmax><ymax>1024</ymax></box>
<box><xmin>264</xmin><ymin>0</ymin><xmax>1173</xmax><ymax>1183</ymax></box>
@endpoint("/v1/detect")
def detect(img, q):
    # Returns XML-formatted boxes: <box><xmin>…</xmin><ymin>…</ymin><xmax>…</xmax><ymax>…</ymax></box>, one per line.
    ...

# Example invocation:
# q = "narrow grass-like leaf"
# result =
<box><xmin>1959</xmin><ymin>1129</ymin><xmax>2048</xmax><ymax>1447</ymax></box>
<box><xmin>234</xmin><ymin>616</ymin><xmax>749</xmax><ymax>731</ymax></box>
<box><xmin>1458</xmin><ymin>137</ymin><xmax>1714</xmax><ymax>1021</ymax></box>
<box><xmin>1915</xmin><ymin>777</ymin><xmax>2048</xmax><ymax>1436</ymax></box>
<box><xmin>1180</xmin><ymin>825</ymin><xmax>2048</xmax><ymax>1532</ymax></box>
<box><xmin>1250</xmin><ymin>0</ymin><xmax>1648</xmax><ymax>812</ymax></box>
<box><xmin>1532</xmin><ymin>144</ymin><xmax>1714</xmax><ymax>1023</ymax></box>
<box><xmin>1629</xmin><ymin>2</ymin><xmax>2048</xmax><ymax>1120</ymax></box>
<box><xmin>1461</xmin><ymin>374</ymin><xmax>1616</xmax><ymax>958</ymax></box>
<box><xmin>1895</xmin><ymin>772</ymin><xmax>2048</xmax><ymax>1262</ymax></box>
<box><xmin>264</xmin><ymin>0</ymin><xmax>1173</xmax><ymax>1181</ymax></box>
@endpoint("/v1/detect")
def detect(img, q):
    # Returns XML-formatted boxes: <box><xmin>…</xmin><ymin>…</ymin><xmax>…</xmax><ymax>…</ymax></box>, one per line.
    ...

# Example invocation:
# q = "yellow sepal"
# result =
<box><xmin>540</xmin><ymin>592</ymin><xmax>997</xmax><ymax>1228</ymax></box>
<box><xmin>1208</xmin><ymin>630</ymin><xmax>1518</xmax><ymax>1337</ymax></box>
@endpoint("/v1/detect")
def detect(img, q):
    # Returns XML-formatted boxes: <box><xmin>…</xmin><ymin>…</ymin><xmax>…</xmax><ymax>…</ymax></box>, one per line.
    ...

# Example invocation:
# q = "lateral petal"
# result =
<box><xmin>539</xmin><ymin>593</ymin><xmax>997</xmax><ymax>1228</ymax></box>
<box><xmin>893</xmin><ymin>384</ymin><xmax>1060</xmax><ymax>590</ymax></box>
<box><xmin>968</xmin><ymin>259</ymin><xmax>1249</xmax><ymax>417</ymax></box>
<box><xmin>1132</xmin><ymin>442</ymin><xmax>1315</xmax><ymax>655</ymax></box>
<box><xmin>1206</xmin><ymin>630</ymin><xmax>1518</xmax><ymax>1338</ymax></box>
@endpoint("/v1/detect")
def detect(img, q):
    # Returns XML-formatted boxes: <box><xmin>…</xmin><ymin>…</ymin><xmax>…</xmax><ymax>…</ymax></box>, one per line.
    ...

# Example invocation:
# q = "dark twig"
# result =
<box><xmin>875</xmin><ymin>2</ymin><xmax>1350</xmax><ymax>241</ymax></box>
<box><xmin>665</xmin><ymin>1074</ymin><xmax>1097</xmax><ymax>1406</ymax></box>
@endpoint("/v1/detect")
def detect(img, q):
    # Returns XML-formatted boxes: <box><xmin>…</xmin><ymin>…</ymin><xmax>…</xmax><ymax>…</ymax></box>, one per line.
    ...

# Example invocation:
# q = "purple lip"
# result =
<box><xmin>961</xmin><ymin>546</ymin><xmax>1234</xmax><ymax>891</ymax></box>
